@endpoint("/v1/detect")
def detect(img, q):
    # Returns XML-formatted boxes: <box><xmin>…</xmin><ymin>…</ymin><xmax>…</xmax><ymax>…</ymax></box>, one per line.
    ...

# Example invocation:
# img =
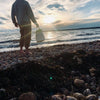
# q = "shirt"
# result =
<box><xmin>11</xmin><ymin>0</ymin><xmax>38</xmax><ymax>26</ymax></box>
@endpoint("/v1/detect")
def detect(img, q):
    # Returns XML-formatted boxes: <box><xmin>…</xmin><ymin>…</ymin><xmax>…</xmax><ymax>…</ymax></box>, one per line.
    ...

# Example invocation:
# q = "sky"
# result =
<box><xmin>0</xmin><ymin>0</ymin><xmax>100</xmax><ymax>30</ymax></box>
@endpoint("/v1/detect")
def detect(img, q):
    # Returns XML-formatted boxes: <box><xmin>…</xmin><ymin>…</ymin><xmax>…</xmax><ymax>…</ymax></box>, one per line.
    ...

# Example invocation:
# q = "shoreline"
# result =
<box><xmin>0</xmin><ymin>40</ymin><xmax>100</xmax><ymax>70</ymax></box>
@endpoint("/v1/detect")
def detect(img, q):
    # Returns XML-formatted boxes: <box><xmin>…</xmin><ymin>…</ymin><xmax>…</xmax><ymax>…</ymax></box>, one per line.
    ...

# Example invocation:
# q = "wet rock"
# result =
<box><xmin>18</xmin><ymin>92</ymin><xmax>36</xmax><ymax>100</ymax></box>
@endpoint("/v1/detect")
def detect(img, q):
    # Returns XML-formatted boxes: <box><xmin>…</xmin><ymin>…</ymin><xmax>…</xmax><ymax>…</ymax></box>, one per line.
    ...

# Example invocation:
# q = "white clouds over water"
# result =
<box><xmin>0</xmin><ymin>0</ymin><xmax>100</xmax><ymax>30</ymax></box>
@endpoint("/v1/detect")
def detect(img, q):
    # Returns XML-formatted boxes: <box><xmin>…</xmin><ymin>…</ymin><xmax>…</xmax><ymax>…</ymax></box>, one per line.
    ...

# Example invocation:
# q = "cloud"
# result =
<box><xmin>89</xmin><ymin>14</ymin><xmax>100</xmax><ymax>19</ymax></box>
<box><xmin>0</xmin><ymin>17</ymin><xmax>8</xmax><ymax>20</ymax></box>
<box><xmin>53</xmin><ymin>20</ymin><xmax>61</xmax><ymax>24</ymax></box>
<box><xmin>0</xmin><ymin>21</ymin><xmax>3</xmax><ymax>24</ymax></box>
<box><xmin>0</xmin><ymin>0</ymin><xmax>100</xmax><ymax>30</ymax></box>
<box><xmin>38</xmin><ymin>10</ymin><xmax>45</xmax><ymax>15</ymax></box>
<box><xmin>47</xmin><ymin>3</ymin><xmax>66</xmax><ymax>11</ymax></box>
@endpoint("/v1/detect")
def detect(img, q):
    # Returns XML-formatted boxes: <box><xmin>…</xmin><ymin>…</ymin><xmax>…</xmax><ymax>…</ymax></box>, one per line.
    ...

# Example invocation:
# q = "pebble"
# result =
<box><xmin>0</xmin><ymin>88</ymin><xmax>6</xmax><ymax>92</ymax></box>
<box><xmin>18</xmin><ymin>59</ymin><xmax>23</xmax><ymax>64</ymax></box>
<box><xmin>86</xmin><ymin>94</ymin><xmax>97</xmax><ymax>100</ymax></box>
<box><xmin>9</xmin><ymin>98</ymin><xmax>16</xmax><ymax>100</ymax></box>
<box><xmin>0</xmin><ymin>41</ymin><xmax>100</xmax><ymax>69</ymax></box>
<box><xmin>89</xmin><ymin>67</ymin><xmax>96</xmax><ymax>73</ymax></box>
<box><xmin>83</xmin><ymin>89</ymin><xmax>91</xmax><ymax>96</ymax></box>
<box><xmin>18</xmin><ymin>92</ymin><xmax>36</xmax><ymax>100</ymax></box>
<box><xmin>28</xmin><ymin>57</ymin><xmax>33</xmax><ymax>61</ymax></box>
<box><xmin>73</xmin><ymin>93</ymin><xmax>85</xmax><ymax>100</ymax></box>
<box><xmin>67</xmin><ymin>96</ymin><xmax>77</xmax><ymax>100</ymax></box>
<box><xmin>11</xmin><ymin>62</ymin><xmax>16</xmax><ymax>66</ymax></box>
<box><xmin>51</xmin><ymin>94</ymin><xmax>66</xmax><ymax>100</ymax></box>
<box><xmin>74</xmin><ymin>79</ymin><xmax>85</xmax><ymax>87</ymax></box>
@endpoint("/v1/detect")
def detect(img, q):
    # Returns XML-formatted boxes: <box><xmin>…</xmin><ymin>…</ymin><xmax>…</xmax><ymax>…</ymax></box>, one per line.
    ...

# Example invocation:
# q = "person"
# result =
<box><xmin>11</xmin><ymin>0</ymin><xmax>39</xmax><ymax>54</ymax></box>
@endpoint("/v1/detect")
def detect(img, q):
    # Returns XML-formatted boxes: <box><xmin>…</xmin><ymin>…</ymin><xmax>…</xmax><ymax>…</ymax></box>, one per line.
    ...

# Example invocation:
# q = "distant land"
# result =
<box><xmin>42</xmin><ymin>27</ymin><xmax>100</xmax><ymax>32</ymax></box>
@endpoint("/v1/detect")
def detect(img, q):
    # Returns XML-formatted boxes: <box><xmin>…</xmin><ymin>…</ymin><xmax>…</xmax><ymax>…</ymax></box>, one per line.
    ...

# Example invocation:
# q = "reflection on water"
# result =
<box><xmin>44</xmin><ymin>31</ymin><xmax>74</xmax><ymax>41</ymax></box>
<box><xmin>45</xmin><ymin>32</ymin><xmax>56</xmax><ymax>40</ymax></box>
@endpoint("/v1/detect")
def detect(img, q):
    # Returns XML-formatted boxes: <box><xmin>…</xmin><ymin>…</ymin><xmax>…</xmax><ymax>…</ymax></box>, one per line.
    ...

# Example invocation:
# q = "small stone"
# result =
<box><xmin>83</xmin><ymin>88</ymin><xmax>91</xmax><ymax>96</ymax></box>
<box><xmin>51</xmin><ymin>95</ymin><xmax>62</xmax><ymax>100</ymax></box>
<box><xmin>60</xmin><ymin>67</ymin><xmax>64</xmax><ymax>70</ymax></box>
<box><xmin>63</xmin><ymin>89</ymin><xmax>69</xmax><ymax>96</ymax></box>
<box><xmin>73</xmin><ymin>93</ymin><xmax>85</xmax><ymax>100</ymax></box>
<box><xmin>28</xmin><ymin>57</ymin><xmax>33</xmax><ymax>61</ymax></box>
<box><xmin>67</xmin><ymin>96</ymin><xmax>77</xmax><ymax>100</ymax></box>
<box><xmin>9</xmin><ymin>98</ymin><xmax>16</xmax><ymax>100</ymax></box>
<box><xmin>0</xmin><ymin>88</ymin><xmax>6</xmax><ymax>92</ymax></box>
<box><xmin>74</xmin><ymin>79</ymin><xmax>85</xmax><ymax>87</ymax></box>
<box><xmin>18</xmin><ymin>92</ymin><xmax>36</xmax><ymax>100</ymax></box>
<box><xmin>11</xmin><ymin>62</ymin><xmax>16</xmax><ymax>66</ymax></box>
<box><xmin>18</xmin><ymin>60</ymin><xmax>23</xmax><ymax>64</ymax></box>
<box><xmin>89</xmin><ymin>67</ymin><xmax>96</xmax><ymax>73</ymax></box>
<box><xmin>86</xmin><ymin>94</ymin><xmax>97</xmax><ymax>100</ymax></box>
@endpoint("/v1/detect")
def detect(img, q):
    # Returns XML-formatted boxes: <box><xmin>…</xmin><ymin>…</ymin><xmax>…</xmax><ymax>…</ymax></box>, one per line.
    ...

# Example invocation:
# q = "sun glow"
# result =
<box><xmin>43</xmin><ymin>15</ymin><xmax>55</xmax><ymax>24</ymax></box>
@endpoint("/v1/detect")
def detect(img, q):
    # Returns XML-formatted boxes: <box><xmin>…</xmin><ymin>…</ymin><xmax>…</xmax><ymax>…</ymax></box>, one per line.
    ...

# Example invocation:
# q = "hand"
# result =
<box><xmin>36</xmin><ymin>23</ymin><xmax>39</xmax><ymax>28</ymax></box>
<box><xmin>14</xmin><ymin>23</ymin><xmax>18</xmax><ymax>27</ymax></box>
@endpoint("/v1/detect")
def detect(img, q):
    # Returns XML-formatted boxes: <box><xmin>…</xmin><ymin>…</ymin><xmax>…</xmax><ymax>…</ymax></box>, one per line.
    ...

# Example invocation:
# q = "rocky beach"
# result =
<box><xmin>0</xmin><ymin>41</ymin><xmax>100</xmax><ymax>100</ymax></box>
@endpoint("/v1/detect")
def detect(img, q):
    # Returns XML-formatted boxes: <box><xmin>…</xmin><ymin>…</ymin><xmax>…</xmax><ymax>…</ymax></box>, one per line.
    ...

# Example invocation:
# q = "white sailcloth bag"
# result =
<box><xmin>36</xmin><ymin>28</ymin><xmax>45</xmax><ymax>42</ymax></box>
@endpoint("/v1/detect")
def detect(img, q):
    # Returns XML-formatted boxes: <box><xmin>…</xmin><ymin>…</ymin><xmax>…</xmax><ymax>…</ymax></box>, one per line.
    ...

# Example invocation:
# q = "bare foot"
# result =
<box><xmin>20</xmin><ymin>50</ymin><xmax>25</xmax><ymax>55</ymax></box>
<box><xmin>25</xmin><ymin>50</ymin><xmax>32</xmax><ymax>55</ymax></box>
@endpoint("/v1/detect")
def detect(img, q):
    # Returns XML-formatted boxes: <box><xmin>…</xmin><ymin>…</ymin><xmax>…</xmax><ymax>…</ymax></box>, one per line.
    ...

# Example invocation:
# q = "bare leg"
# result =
<box><xmin>24</xmin><ymin>25</ymin><xmax>32</xmax><ymax>54</ymax></box>
<box><xmin>19</xmin><ymin>26</ymin><xmax>25</xmax><ymax>54</ymax></box>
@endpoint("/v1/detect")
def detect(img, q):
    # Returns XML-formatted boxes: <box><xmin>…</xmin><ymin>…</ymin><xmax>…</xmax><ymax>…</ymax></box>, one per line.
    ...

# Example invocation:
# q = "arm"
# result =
<box><xmin>26</xmin><ymin>2</ymin><xmax>39</xmax><ymax>27</ymax></box>
<box><xmin>11</xmin><ymin>4</ymin><xmax>18</xmax><ymax>27</ymax></box>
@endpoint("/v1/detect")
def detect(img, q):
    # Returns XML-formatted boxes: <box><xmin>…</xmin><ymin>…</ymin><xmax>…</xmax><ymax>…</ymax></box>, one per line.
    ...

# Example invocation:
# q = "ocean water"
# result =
<box><xmin>0</xmin><ymin>28</ymin><xmax>100</xmax><ymax>52</ymax></box>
